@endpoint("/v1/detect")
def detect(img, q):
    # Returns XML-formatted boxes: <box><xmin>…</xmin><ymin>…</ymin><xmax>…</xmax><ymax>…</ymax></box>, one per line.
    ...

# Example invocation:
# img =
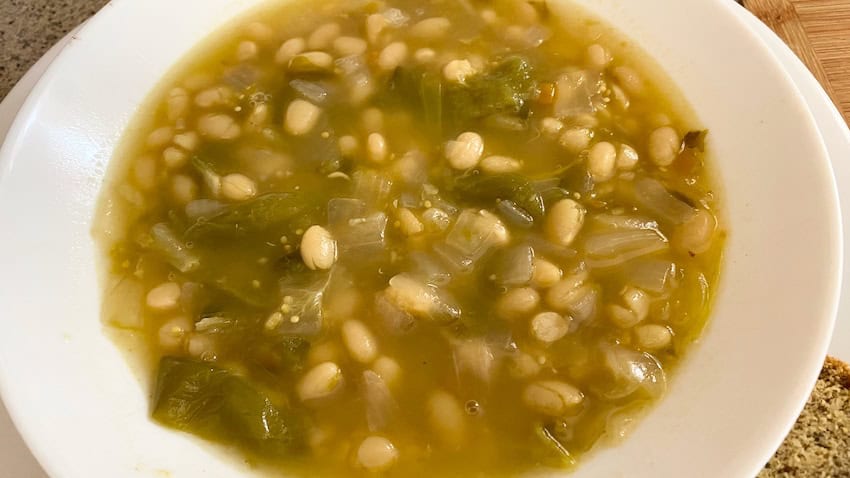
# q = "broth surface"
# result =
<box><xmin>95</xmin><ymin>0</ymin><xmax>724</xmax><ymax>476</ymax></box>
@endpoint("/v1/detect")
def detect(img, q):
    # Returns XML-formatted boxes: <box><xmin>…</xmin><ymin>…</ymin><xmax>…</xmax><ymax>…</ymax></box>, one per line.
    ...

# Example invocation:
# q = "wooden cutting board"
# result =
<box><xmin>743</xmin><ymin>0</ymin><xmax>850</xmax><ymax>125</ymax></box>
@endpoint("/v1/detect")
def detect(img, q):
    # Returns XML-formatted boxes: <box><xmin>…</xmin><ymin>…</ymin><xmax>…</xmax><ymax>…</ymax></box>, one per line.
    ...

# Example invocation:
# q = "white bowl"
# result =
<box><xmin>0</xmin><ymin>0</ymin><xmax>841</xmax><ymax>476</ymax></box>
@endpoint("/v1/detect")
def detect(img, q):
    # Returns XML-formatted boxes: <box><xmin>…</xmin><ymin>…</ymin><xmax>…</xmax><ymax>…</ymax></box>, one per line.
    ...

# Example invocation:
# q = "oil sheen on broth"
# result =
<box><xmin>95</xmin><ymin>0</ymin><xmax>724</xmax><ymax>476</ymax></box>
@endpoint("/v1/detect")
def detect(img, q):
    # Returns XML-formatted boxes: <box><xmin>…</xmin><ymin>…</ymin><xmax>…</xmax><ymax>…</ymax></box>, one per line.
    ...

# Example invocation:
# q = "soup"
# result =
<box><xmin>95</xmin><ymin>0</ymin><xmax>724</xmax><ymax>475</ymax></box>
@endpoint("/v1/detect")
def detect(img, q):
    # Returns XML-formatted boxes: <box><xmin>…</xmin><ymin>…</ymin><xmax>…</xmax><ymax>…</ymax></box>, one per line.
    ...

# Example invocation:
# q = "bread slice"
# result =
<box><xmin>759</xmin><ymin>356</ymin><xmax>850</xmax><ymax>477</ymax></box>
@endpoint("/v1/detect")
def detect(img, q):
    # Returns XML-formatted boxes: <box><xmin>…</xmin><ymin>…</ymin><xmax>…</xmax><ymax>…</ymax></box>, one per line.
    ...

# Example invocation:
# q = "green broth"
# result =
<box><xmin>95</xmin><ymin>0</ymin><xmax>724</xmax><ymax>476</ymax></box>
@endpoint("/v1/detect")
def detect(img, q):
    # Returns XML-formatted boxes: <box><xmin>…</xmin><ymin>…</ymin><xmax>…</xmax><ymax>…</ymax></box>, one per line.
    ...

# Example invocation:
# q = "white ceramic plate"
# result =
<box><xmin>0</xmin><ymin>1</ymin><xmax>842</xmax><ymax>477</ymax></box>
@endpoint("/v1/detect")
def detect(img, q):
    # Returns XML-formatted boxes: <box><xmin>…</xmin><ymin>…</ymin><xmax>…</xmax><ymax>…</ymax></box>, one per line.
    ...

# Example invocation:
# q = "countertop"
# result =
<box><xmin>0</xmin><ymin>0</ymin><xmax>848</xmax><ymax>477</ymax></box>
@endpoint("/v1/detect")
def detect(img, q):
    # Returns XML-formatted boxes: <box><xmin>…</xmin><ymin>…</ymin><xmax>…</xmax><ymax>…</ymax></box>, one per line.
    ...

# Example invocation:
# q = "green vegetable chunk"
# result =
<box><xmin>452</xmin><ymin>173</ymin><xmax>546</xmax><ymax>219</ymax></box>
<box><xmin>152</xmin><ymin>357</ymin><xmax>305</xmax><ymax>457</ymax></box>
<box><xmin>186</xmin><ymin>192</ymin><xmax>318</xmax><ymax>240</ymax></box>
<box><xmin>445</xmin><ymin>56</ymin><xmax>536</xmax><ymax>123</ymax></box>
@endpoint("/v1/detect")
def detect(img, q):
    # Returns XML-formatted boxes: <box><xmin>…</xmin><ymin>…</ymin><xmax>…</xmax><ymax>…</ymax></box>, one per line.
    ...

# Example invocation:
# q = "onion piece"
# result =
<box><xmin>362</xmin><ymin>370</ymin><xmax>398</xmax><ymax>432</ymax></box>
<box><xmin>374</xmin><ymin>292</ymin><xmax>417</xmax><ymax>336</ymax></box>
<box><xmin>590</xmin><ymin>214</ymin><xmax>659</xmax><ymax>231</ymax></box>
<box><xmin>626</xmin><ymin>260</ymin><xmax>678</xmax><ymax>294</ymax></box>
<box><xmin>600</xmin><ymin>345</ymin><xmax>667</xmax><ymax>399</ymax></box>
<box><xmin>632</xmin><ymin>177</ymin><xmax>696</xmax><ymax>225</ymax></box>
<box><xmin>289</xmin><ymin>79</ymin><xmax>329</xmax><ymax>104</ymax></box>
<box><xmin>489</xmin><ymin>245</ymin><xmax>534</xmax><ymax>287</ymax></box>
<box><xmin>583</xmin><ymin>229</ymin><xmax>668</xmax><ymax>269</ymax></box>
<box><xmin>150</xmin><ymin>223</ymin><xmax>200</xmax><ymax>273</ymax></box>
<box><xmin>496</xmin><ymin>199</ymin><xmax>534</xmax><ymax>229</ymax></box>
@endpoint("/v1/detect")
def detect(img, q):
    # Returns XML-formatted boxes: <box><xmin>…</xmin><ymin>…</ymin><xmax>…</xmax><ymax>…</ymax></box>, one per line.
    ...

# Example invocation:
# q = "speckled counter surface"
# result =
<box><xmin>0</xmin><ymin>0</ymin><xmax>109</xmax><ymax>99</ymax></box>
<box><xmin>1</xmin><ymin>0</ymin><xmax>848</xmax><ymax>477</ymax></box>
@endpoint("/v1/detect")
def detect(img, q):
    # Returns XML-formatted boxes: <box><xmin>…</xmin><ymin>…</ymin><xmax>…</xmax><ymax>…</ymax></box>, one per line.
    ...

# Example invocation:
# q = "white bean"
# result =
<box><xmin>559</xmin><ymin>127</ymin><xmax>593</xmax><ymax>154</ymax></box>
<box><xmin>587</xmin><ymin>141</ymin><xmax>617</xmax><ymax>182</ymax></box>
<box><xmin>341</xmin><ymin>320</ymin><xmax>379</xmax><ymax>364</ymax></box>
<box><xmin>445</xmin><ymin>132</ymin><xmax>484</xmax><ymax>170</ymax></box>
<box><xmin>378</xmin><ymin>42</ymin><xmax>408</xmax><ymax>71</ymax></box>
<box><xmin>297</xmin><ymin>362</ymin><xmax>343</xmax><ymax>402</ymax></box>
<box><xmin>194</xmin><ymin>86</ymin><xmax>234</xmax><ymax>108</ymax></box>
<box><xmin>220</xmin><ymin>173</ymin><xmax>257</xmax><ymax>201</ymax></box>
<box><xmin>427</xmin><ymin>390</ymin><xmax>467</xmax><ymax>448</ymax></box>
<box><xmin>372</xmin><ymin>356</ymin><xmax>401</xmax><ymax>386</ymax></box>
<box><xmin>162</xmin><ymin>147</ymin><xmax>188</xmax><ymax>169</ymax></box>
<box><xmin>480</xmin><ymin>155</ymin><xmax>522</xmax><ymax>174</ymax></box>
<box><xmin>531</xmin><ymin>258</ymin><xmax>562</xmax><ymax>288</ymax></box>
<box><xmin>612</xmin><ymin>66</ymin><xmax>644</xmax><ymax>95</ymax></box>
<box><xmin>187</xmin><ymin>334</ymin><xmax>217</xmax><ymax>361</ymax></box>
<box><xmin>509</xmin><ymin>351</ymin><xmax>542</xmax><ymax>379</ymax></box>
<box><xmin>366</xmin><ymin>13</ymin><xmax>387</xmax><ymax>45</ymax></box>
<box><xmin>531</xmin><ymin>311</ymin><xmax>570</xmax><ymax>344</ymax></box>
<box><xmin>173</xmin><ymin>132</ymin><xmax>199</xmax><ymax>152</ymax></box>
<box><xmin>674</xmin><ymin>208</ymin><xmax>717</xmax><ymax>255</ymax></box>
<box><xmin>414</xmin><ymin>48</ymin><xmax>437</xmax><ymax>64</ymax></box>
<box><xmin>648</xmin><ymin>126</ymin><xmax>680</xmax><ymax>166</ymax></box>
<box><xmin>197</xmin><ymin>114</ymin><xmax>241</xmax><ymax>140</ymax></box>
<box><xmin>545</xmin><ymin>273</ymin><xmax>588</xmax><ymax>312</ymax></box>
<box><xmin>396</xmin><ymin>207</ymin><xmax>424</xmax><ymax>236</ymax></box>
<box><xmin>146</xmin><ymin>282</ymin><xmax>181</xmax><ymax>311</ymax></box>
<box><xmin>367</xmin><ymin>132</ymin><xmax>388</xmax><ymax>163</ymax></box>
<box><xmin>307</xmin><ymin>22</ymin><xmax>341</xmax><ymax>50</ymax></box>
<box><xmin>496</xmin><ymin>287</ymin><xmax>540</xmax><ymax>320</ymax></box>
<box><xmin>410</xmin><ymin>17</ymin><xmax>451</xmax><ymax>39</ymax></box>
<box><xmin>147</xmin><ymin>127</ymin><xmax>173</xmax><ymax>148</ymax></box>
<box><xmin>171</xmin><ymin>174</ymin><xmax>198</xmax><ymax>205</ymax></box>
<box><xmin>166</xmin><ymin>88</ymin><xmax>190</xmax><ymax>122</ymax></box>
<box><xmin>622</xmin><ymin>287</ymin><xmax>650</xmax><ymax>322</ymax></box>
<box><xmin>357</xmin><ymin>436</ymin><xmax>398</xmax><ymax>472</ymax></box>
<box><xmin>540</xmin><ymin>117</ymin><xmax>564</xmax><ymax>137</ymax></box>
<box><xmin>133</xmin><ymin>155</ymin><xmax>157</xmax><ymax>190</ymax></box>
<box><xmin>285</xmin><ymin>99</ymin><xmax>322</xmax><ymax>136</ymax></box>
<box><xmin>522</xmin><ymin>380</ymin><xmax>583</xmax><ymax>416</ymax></box>
<box><xmin>608</xmin><ymin>304</ymin><xmax>641</xmax><ymax>328</ymax></box>
<box><xmin>300</xmin><ymin>225</ymin><xmax>337</xmax><ymax>270</ymax></box>
<box><xmin>442</xmin><ymin>59</ymin><xmax>477</xmax><ymax>84</ymax></box>
<box><xmin>545</xmin><ymin>199</ymin><xmax>586</xmax><ymax>247</ymax></box>
<box><xmin>275</xmin><ymin>37</ymin><xmax>306</xmax><ymax>64</ymax></box>
<box><xmin>236</xmin><ymin>40</ymin><xmax>259</xmax><ymax>61</ymax></box>
<box><xmin>158</xmin><ymin>316</ymin><xmax>192</xmax><ymax>351</ymax></box>
<box><xmin>616</xmin><ymin>144</ymin><xmax>640</xmax><ymax>170</ymax></box>
<box><xmin>634</xmin><ymin>324</ymin><xmax>673</xmax><ymax>350</ymax></box>
<box><xmin>333</xmin><ymin>36</ymin><xmax>368</xmax><ymax>56</ymax></box>
<box><xmin>245</xmin><ymin>22</ymin><xmax>275</xmax><ymax>43</ymax></box>
<box><xmin>289</xmin><ymin>51</ymin><xmax>335</xmax><ymax>73</ymax></box>
<box><xmin>586</xmin><ymin>43</ymin><xmax>611</xmax><ymax>68</ymax></box>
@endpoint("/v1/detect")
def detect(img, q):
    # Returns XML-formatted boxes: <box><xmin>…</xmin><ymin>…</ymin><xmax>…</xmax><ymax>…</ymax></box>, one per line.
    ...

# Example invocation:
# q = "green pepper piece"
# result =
<box><xmin>186</xmin><ymin>192</ymin><xmax>317</xmax><ymax>240</ymax></box>
<box><xmin>152</xmin><ymin>357</ymin><xmax>305</xmax><ymax>457</ymax></box>
<box><xmin>452</xmin><ymin>173</ymin><xmax>545</xmax><ymax>219</ymax></box>
<box><xmin>445</xmin><ymin>56</ymin><xmax>536</xmax><ymax>123</ymax></box>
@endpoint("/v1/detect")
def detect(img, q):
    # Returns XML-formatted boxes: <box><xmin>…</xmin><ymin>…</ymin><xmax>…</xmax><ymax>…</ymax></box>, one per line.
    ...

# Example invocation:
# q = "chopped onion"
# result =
<box><xmin>381</xmin><ymin>8</ymin><xmax>410</xmax><ymax>27</ymax></box>
<box><xmin>632</xmin><ymin>177</ymin><xmax>697</xmax><ymax>225</ymax></box>
<box><xmin>600</xmin><ymin>345</ymin><xmax>667</xmax><ymax>399</ymax></box>
<box><xmin>453</xmin><ymin>338</ymin><xmax>496</xmax><ymax>387</ymax></box>
<box><xmin>327</xmin><ymin>198</ymin><xmax>366</xmax><ymax>230</ymax></box>
<box><xmin>289</xmin><ymin>79</ymin><xmax>329</xmax><ymax>104</ymax></box>
<box><xmin>150</xmin><ymin>223</ymin><xmax>200</xmax><ymax>273</ymax></box>
<box><xmin>583</xmin><ymin>229</ymin><xmax>668</xmax><ymax>269</ymax></box>
<box><xmin>440</xmin><ymin>210</ymin><xmax>509</xmax><ymax>272</ymax></box>
<box><xmin>591</xmin><ymin>214</ymin><xmax>659</xmax><ymax>231</ymax></box>
<box><xmin>626</xmin><ymin>260</ymin><xmax>678</xmax><ymax>294</ymax></box>
<box><xmin>353</xmin><ymin>170</ymin><xmax>394</xmax><ymax>208</ymax></box>
<box><xmin>407</xmin><ymin>251</ymin><xmax>452</xmax><ymax>286</ymax></box>
<box><xmin>338</xmin><ymin>212</ymin><xmax>388</xmax><ymax>252</ymax></box>
<box><xmin>490</xmin><ymin>245</ymin><xmax>534</xmax><ymax>287</ymax></box>
<box><xmin>362</xmin><ymin>370</ymin><xmax>398</xmax><ymax>432</ymax></box>
<box><xmin>553</xmin><ymin>70</ymin><xmax>602</xmax><ymax>118</ymax></box>
<box><xmin>374</xmin><ymin>292</ymin><xmax>417</xmax><ymax>336</ymax></box>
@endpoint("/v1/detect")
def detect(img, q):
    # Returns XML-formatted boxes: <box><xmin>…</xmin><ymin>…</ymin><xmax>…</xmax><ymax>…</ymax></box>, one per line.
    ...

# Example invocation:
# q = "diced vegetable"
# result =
<box><xmin>451</xmin><ymin>174</ymin><xmax>545</xmax><ymax>219</ymax></box>
<box><xmin>152</xmin><ymin>357</ymin><xmax>305</xmax><ymax>456</ymax></box>
<box><xmin>186</xmin><ymin>193</ymin><xmax>320</xmax><ymax>240</ymax></box>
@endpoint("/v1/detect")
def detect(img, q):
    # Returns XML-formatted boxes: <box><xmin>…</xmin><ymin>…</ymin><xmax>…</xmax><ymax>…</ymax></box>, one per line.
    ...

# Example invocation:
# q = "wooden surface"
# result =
<box><xmin>744</xmin><ymin>0</ymin><xmax>850</xmax><ymax>124</ymax></box>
